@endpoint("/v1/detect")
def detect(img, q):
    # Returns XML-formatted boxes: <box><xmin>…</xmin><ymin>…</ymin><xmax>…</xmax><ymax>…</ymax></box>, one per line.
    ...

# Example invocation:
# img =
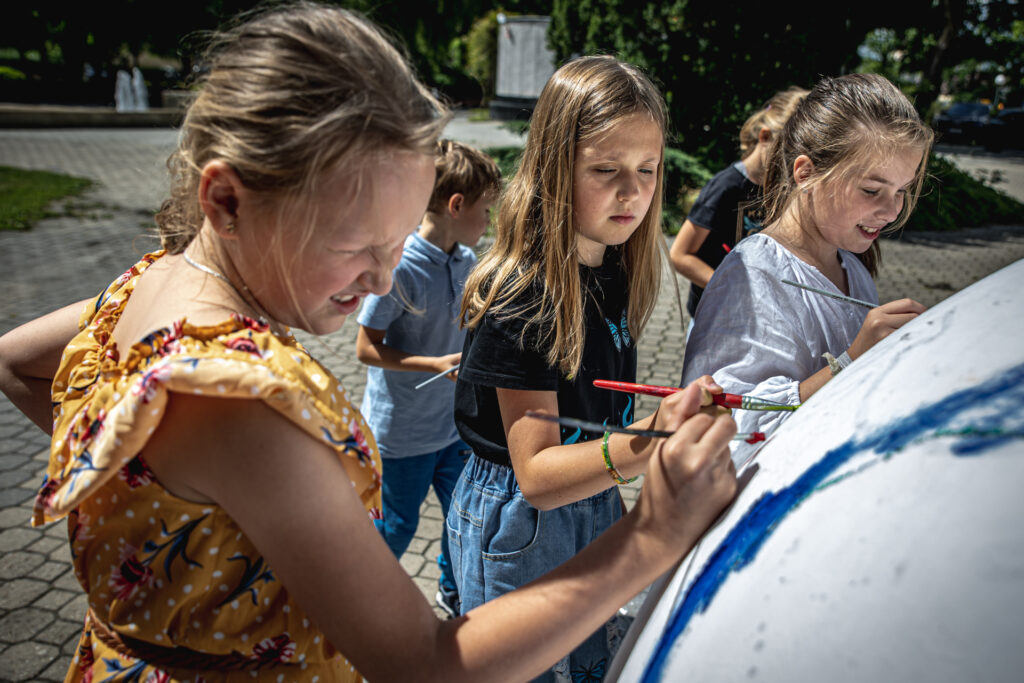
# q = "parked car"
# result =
<box><xmin>933</xmin><ymin>102</ymin><xmax>992</xmax><ymax>145</ymax></box>
<box><xmin>981</xmin><ymin>108</ymin><xmax>1024</xmax><ymax>151</ymax></box>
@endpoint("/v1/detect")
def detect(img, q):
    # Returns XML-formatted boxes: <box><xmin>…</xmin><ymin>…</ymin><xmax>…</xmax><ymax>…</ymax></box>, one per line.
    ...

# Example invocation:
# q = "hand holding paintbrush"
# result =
<box><xmin>524</xmin><ymin>377</ymin><xmax>769</xmax><ymax>444</ymax></box>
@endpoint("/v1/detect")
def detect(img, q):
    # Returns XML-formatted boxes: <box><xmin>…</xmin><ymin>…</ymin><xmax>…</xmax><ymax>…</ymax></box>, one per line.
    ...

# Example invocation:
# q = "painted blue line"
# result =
<box><xmin>640</xmin><ymin>362</ymin><xmax>1024</xmax><ymax>682</ymax></box>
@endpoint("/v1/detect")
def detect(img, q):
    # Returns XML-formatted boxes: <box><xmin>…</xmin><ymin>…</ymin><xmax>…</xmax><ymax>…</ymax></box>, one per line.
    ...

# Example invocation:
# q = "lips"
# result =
<box><xmin>857</xmin><ymin>223</ymin><xmax>883</xmax><ymax>239</ymax></box>
<box><xmin>610</xmin><ymin>214</ymin><xmax>635</xmax><ymax>225</ymax></box>
<box><xmin>330</xmin><ymin>294</ymin><xmax>361</xmax><ymax>314</ymax></box>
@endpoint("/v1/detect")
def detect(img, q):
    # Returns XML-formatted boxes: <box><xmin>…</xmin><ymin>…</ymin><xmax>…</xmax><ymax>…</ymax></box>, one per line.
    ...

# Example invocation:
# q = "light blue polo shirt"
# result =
<box><xmin>357</xmin><ymin>231</ymin><xmax>476</xmax><ymax>458</ymax></box>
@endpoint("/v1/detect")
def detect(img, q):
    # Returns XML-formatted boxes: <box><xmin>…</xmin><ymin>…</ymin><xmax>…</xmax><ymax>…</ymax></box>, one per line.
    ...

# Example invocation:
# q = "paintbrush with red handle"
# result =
<box><xmin>592</xmin><ymin>379</ymin><xmax>800</xmax><ymax>412</ymax></box>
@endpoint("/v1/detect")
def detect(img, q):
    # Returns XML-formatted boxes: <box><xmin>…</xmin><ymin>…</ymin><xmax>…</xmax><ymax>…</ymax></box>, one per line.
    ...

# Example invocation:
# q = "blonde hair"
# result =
<box><xmin>738</xmin><ymin>86</ymin><xmax>809</xmax><ymax>160</ymax></box>
<box><xmin>461</xmin><ymin>55</ymin><xmax>666</xmax><ymax>377</ymax></box>
<box><xmin>156</xmin><ymin>2</ymin><xmax>449</xmax><ymax>255</ymax></box>
<box><xmin>763</xmin><ymin>73</ymin><xmax>933</xmax><ymax>276</ymax></box>
<box><xmin>427</xmin><ymin>139</ymin><xmax>502</xmax><ymax>215</ymax></box>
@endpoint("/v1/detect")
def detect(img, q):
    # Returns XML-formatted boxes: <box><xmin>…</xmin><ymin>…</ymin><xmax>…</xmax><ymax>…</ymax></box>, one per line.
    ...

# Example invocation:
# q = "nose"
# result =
<box><xmin>617</xmin><ymin>175</ymin><xmax>640</xmax><ymax>203</ymax></box>
<box><xmin>361</xmin><ymin>266</ymin><xmax>393</xmax><ymax>296</ymax></box>
<box><xmin>877</xmin><ymin>193</ymin><xmax>903</xmax><ymax>223</ymax></box>
<box><xmin>360</xmin><ymin>247</ymin><xmax>397</xmax><ymax>296</ymax></box>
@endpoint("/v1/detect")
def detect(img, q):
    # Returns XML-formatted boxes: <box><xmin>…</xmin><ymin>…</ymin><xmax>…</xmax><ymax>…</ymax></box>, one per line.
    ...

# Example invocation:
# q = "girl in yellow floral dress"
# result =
<box><xmin>0</xmin><ymin>4</ymin><xmax>738</xmax><ymax>682</ymax></box>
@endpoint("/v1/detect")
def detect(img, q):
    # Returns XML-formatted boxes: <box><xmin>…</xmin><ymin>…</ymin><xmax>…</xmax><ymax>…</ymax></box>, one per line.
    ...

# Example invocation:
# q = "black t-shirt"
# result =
<box><xmin>686</xmin><ymin>162</ymin><xmax>763</xmax><ymax>316</ymax></box>
<box><xmin>455</xmin><ymin>249</ymin><xmax>638</xmax><ymax>466</ymax></box>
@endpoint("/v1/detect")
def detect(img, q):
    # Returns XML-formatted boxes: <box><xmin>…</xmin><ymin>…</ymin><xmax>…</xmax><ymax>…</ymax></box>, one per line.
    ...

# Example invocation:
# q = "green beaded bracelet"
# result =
<box><xmin>601</xmin><ymin>431</ymin><xmax>638</xmax><ymax>485</ymax></box>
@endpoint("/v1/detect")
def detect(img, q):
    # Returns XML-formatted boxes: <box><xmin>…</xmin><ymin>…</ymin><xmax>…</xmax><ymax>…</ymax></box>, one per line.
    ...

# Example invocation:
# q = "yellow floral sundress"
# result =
<box><xmin>32</xmin><ymin>251</ymin><xmax>382</xmax><ymax>682</ymax></box>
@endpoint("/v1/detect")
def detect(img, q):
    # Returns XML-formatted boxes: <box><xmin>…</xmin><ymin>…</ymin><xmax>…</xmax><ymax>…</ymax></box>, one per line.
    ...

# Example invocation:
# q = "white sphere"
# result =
<box><xmin>612</xmin><ymin>260</ymin><xmax>1024</xmax><ymax>683</ymax></box>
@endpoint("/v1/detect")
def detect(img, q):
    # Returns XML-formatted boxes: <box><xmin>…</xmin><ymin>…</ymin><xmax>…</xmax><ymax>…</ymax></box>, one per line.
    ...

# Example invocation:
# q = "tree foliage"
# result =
<box><xmin>857</xmin><ymin>0</ymin><xmax>1024</xmax><ymax>116</ymax></box>
<box><xmin>0</xmin><ymin>1</ymin><xmax>551</xmax><ymax>106</ymax></box>
<box><xmin>549</xmin><ymin>0</ymin><xmax>930</xmax><ymax>169</ymax></box>
<box><xmin>348</xmin><ymin>1</ymin><xmax>548</xmax><ymax>103</ymax></box>
<box><xmin>0</xmin><ymin>1</ymin><xmax>252</xmax><ymax>104</ymax></box>
<box><xmin>549</xmin><ymin>0</ymin><xmax>1023</xmax><ymax>167</ymax></box>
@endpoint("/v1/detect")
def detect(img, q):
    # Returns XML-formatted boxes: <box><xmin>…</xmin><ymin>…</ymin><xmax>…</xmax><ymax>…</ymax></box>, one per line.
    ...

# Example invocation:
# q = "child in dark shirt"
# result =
<box><xmin>670</xmin><ymin>87</ymin><xmax>808</xmax><ymax>326</ymax></box>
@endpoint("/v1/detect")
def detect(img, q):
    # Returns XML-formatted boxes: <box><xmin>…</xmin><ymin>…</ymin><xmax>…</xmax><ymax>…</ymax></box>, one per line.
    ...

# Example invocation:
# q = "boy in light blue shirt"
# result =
<box><xmin>356</xmin><ymin>140</ymin><xmax>500</xmax><ymax>617</ymax></box>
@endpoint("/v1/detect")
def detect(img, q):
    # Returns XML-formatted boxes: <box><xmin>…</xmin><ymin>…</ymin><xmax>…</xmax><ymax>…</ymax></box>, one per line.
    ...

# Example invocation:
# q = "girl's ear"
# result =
<box><xmin>793</xmin><ymin>155</ymin><xmax>814</xmax><ymax>187</ymax></box>
<box><xmin>758</xmin><ymin>126</ymin><xmax>773</xmax><ymax>144</ymax></box>
<box><xmin>447</xmin><ymin>193</ymin><xmax>465</xmax><ymax>219</ymax></box>
<box><xmin>198</xmin><ymin>160</ymin><xmax>244</xmax><ymax>239</ymax></box>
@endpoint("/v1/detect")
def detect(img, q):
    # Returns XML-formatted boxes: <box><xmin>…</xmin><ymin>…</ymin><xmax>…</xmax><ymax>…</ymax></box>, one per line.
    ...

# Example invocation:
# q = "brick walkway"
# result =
<box><xmin>1</xmin><ymin>126</ymin><xmax>1022</xmax><ymax>681</ymax></box>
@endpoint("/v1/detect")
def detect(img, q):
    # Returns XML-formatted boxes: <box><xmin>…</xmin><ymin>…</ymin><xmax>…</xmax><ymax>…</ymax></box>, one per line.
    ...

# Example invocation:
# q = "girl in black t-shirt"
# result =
<box><xmin>448</xmin><ymin>56</ymin><xmax>735</xmax><ymax>681</ymax></box>
<box><xmin>670</xmin><ymin>87</ymin><xmax>808</xmax><ymax>324</ymax></box>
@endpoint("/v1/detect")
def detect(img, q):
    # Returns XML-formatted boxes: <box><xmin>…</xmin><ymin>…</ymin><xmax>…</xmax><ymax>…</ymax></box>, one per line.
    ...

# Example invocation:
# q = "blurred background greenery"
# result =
<box><xmin>2</xmin><ymin>0</ymin><xmax>1021</xmax><ymax>230</ymax></box>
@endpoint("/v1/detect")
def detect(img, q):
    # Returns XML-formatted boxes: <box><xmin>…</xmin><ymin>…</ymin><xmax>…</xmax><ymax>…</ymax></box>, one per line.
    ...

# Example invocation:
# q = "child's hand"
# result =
<box><xmin>633</xmin><ymin>381</ymin><xmax>738</xmax><ymax>556</ymax></box>
<box><xmin>848</xmin><ymin>298</ymin><xmax>926</xmax><ymax>360</ymax></box>
<box><xmin>695</xmin><ymin>375</ymin><xmax>731</xmax><ymax>418</ymax></box>
<box><xmin>434</xmin><ymin>352</ymin><xmax>462</xmax><ymax>382</ymax></box>
<box><xmin>648</xmin><ymin>376</ymin><xmax>727</xmax><ymax>442</ymax></box>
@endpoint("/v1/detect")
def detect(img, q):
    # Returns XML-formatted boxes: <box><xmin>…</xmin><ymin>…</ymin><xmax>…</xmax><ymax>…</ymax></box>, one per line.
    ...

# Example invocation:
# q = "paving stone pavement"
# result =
<box><xmin>1</xmin><ymin>125</ymin><xmax>1022</xmax><ymax>681</ymax></box>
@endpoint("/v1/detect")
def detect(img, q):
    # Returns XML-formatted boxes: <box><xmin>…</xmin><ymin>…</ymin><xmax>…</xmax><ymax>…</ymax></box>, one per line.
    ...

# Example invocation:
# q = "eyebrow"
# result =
<box><xmin>586</xmin><ymin>154</ymin><xmax>661</xmax><ymax>164</ymax></box>
<box><xmin>866</xmin><ymin>175</ymin><xmax>915</xmax><ymax>188</ymax></box>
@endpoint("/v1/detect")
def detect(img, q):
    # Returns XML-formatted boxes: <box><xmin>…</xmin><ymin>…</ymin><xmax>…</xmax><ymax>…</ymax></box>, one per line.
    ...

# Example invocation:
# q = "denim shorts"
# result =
<box><xmin>447</xmin><ymin>453</ymin><xmax>627</xmax><ymax>681</ymax></box>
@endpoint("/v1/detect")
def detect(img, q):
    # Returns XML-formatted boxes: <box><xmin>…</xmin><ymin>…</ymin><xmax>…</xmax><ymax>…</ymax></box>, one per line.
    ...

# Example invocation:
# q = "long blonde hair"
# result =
<box><xmin>156</xmin><ymin>2</ymin><xmax>448</xmax><ymax>257</ymax></box>
<box><xmin>461</xmin><ymin>55</ymin><xmax>666</xmax><ymax>377</ymax></box>
<box><xmin>763</xmin><ymin>73</ymin><xmax>933</xmax><ymax>276</ymax></box>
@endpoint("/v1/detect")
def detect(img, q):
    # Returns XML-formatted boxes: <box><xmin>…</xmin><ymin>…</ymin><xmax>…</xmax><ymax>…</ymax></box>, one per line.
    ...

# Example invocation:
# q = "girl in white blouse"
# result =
<box><xmin>683</xmin><ymin>73</ymin><xmax>933</xmax><ymax>456</ymax></box>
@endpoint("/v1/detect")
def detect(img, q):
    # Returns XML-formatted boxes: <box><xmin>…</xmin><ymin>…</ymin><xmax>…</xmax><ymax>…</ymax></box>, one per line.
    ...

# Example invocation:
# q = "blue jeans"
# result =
<box><xmin>447</xmin><ymin>453</ymin><xmax>626</xmax><ymax>682</ymax></box>
<box><xmin>376</xmin><ymin>439</ymin><xmax>471</xmax><ymax>594</ymax></box>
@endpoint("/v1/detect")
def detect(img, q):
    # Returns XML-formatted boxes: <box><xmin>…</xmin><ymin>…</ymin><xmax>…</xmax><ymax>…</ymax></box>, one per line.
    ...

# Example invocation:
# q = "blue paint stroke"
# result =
<box><xmin>640</xmin><ymin>362</ymin><xmax>1024</xmax><ymax>683</ymax></box>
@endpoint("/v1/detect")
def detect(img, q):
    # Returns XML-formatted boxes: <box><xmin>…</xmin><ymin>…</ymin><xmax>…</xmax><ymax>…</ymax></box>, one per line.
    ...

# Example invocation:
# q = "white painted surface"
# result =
<box><xmin>611</xmin><ymin>258</ymin><xmax>1024</xmax><ymax>682</ymax></box>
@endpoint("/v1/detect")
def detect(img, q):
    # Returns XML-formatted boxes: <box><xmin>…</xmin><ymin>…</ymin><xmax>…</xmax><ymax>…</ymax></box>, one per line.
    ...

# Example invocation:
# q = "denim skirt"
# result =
<box><xmin>447</xmin><ymin>453</ymin><xmax>628</xmax><ymax>682</ymax></box>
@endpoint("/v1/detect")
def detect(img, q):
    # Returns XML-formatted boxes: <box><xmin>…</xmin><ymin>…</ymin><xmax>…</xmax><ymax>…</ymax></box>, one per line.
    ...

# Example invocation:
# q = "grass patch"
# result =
<box><xmin>0</xmin><ymin>165</ymin><xmax>94</xmax><ymax>230</ymax></box>
<box><xmin>467</xmin><ymin>108</ymin><xmax>490</xmax><ymax>122</ymax></box>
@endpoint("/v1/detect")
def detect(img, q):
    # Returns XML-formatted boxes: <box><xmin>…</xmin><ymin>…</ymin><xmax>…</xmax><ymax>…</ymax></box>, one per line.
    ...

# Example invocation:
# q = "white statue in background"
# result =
<box><xmin>114</xmin><ymin>69</ymin><xmax>133</xmax><ymax>112</ymax></box>
<box><xmin>114</xmin><ymin>67</ymin><xmax>149</xmax><ymax>112</ymax></box>
<box><xmin>131</xmin><ymin>67</ymin><xmax>148</xmax><ymax>111</ymax></box>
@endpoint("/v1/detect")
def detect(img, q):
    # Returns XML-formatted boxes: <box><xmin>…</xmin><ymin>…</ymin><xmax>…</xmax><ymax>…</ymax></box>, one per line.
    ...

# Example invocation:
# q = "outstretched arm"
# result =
<box><xmin>0</xmin><ymin>300</ymin><xmax>88</xmax><ymax>433</ymax></box>
<box><xmin>145</xmin><ymin>383</ymin><xmax>736</xmax><ymax>683</ymax></box>
<box><xmin>798</xmin><ymin>297</ymin><xmax>927</xmax><ymax>401</ymax></box>
<box><xmin>356</xmin><ymin>325</ymin><xmax>461</xmax><ymax>379</ymax></box>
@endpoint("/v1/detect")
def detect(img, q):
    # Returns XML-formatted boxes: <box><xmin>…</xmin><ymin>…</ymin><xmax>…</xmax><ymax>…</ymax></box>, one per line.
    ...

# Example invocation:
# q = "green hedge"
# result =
<box><xmin>484</xmin><ymin>146</ymin><xmax>524</xmax><ymax>181</ymax></box>
<box><xmin>906</xmin><ymin>154</ymin><xmax>1024</xmax><ymax>231</ymax></box>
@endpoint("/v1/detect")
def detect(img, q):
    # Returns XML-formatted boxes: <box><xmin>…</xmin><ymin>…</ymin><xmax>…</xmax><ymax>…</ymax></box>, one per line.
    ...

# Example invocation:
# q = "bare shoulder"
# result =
<box><xmin>112</xmin><ymin>255</ymin><xmax>243</xmax><ymax>351</ymax></box>
<box><xmin>143</xmin><ymin>391</ymin><xmax>335</xmax><ymax>504</ymax></box>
